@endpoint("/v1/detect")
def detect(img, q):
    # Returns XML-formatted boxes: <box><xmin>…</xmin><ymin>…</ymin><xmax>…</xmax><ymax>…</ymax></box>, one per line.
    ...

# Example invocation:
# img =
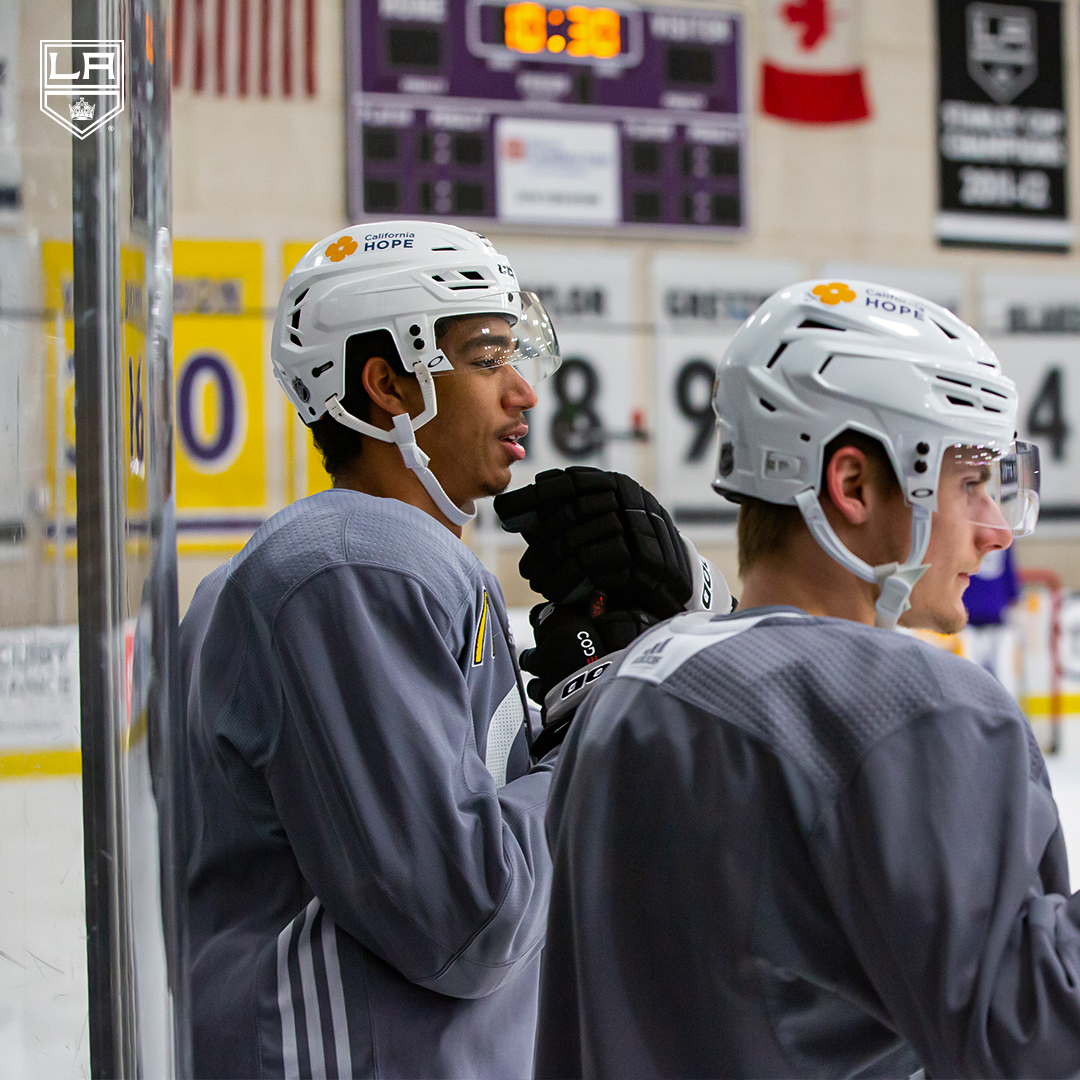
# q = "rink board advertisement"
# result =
<box><xmin>650</xmin><ymin>254</ymin><xmax>801</xmax><ymax>526</ymax></box>
<box><xmin>935</xmin><ymin>0</ymin><xmax>1071</xmax><ymax>250</ymax></box>
<box><xmin>0</xmin><ymin>233</ymin><xmax>34</xmax><ymax>542</ymax></box>
<box><xmin>346</xmin><ymin>0</ymin><xmax>746</xmax><ymax>232</ymax></box>
<box><xmin>172</xmin><ymin>240</ymin><xmax>268</xmax><ymax>549</ymax></box>
<box><xmin>981</xmin><ymin>272</ymin><xmax>1080</xmax><ymax>523</ymax></box>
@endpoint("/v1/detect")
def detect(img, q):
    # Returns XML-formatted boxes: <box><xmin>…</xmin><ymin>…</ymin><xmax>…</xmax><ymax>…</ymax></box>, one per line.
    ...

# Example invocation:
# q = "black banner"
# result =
<box><xmin>936</xmin><ymin>0</ymin><xmax>1069</xmax><ymax>250</ymax></box>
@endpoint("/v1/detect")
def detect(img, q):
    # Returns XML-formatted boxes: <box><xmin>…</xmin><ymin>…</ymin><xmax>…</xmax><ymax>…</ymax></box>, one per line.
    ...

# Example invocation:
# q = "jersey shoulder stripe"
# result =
<box><xmin>473</xmin><ymin>589</ymin><xmax>489</xmax><ymax>667</ymax></box>
<box><xmin>618</xmin><ymin>609</ymin><xmax>807</xmax><ymax>686</ymax></box>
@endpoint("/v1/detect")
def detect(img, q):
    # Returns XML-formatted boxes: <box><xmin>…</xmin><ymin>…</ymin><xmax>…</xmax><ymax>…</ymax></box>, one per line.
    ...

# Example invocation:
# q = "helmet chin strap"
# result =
<box><xmin>793</xmin><ymin>489</ymin><xmax>932</xmax><ymax>630</ymax></box>
<box><xmin>324</xmin><ymin>361</ymin><xmax>475</xmax><ymax>528</ymax></box>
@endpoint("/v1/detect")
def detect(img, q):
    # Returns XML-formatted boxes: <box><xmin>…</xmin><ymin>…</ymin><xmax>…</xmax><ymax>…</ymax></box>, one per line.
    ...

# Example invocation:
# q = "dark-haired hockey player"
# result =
<box><xmin>180</xmin><ymin>221</ymin><xmax>728</xmax><ymax>1079</ymax></box>
<box><xmin>532</xmin><ymin>280</ymin><xmax>1079</xmax><ymax>1079</ymax></box>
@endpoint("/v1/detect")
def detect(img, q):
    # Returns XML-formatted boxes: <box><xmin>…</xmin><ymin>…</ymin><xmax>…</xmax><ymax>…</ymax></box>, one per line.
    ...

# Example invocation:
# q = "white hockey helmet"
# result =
<box><xmin>272</xmin><ymin>221</ymin><xmax>560</xmax><ymax>525</ymax></box>
<box><xmin>712</xmin><ymin>279</ymin><xmax>1040</xmax><ymax>628</ymax></box>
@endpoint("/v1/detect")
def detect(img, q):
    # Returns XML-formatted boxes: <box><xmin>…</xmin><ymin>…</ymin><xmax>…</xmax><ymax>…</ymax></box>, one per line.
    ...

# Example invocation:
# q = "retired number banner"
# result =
<box><xmin>936</xmin><ymin>0</ymin><xmax>1070</xmax><ymax>251</ymax></box>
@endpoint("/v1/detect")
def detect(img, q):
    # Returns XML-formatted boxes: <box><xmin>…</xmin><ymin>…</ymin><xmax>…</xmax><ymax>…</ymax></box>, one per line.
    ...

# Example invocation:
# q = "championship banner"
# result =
<box><xmin>760</xmin><ymin>0</ymin><xmax>871</xmax><ymax>123</ymax></box>
<box><xmin>173</xmin><ymin>240</ymin><xmax>268</xmax><ymax>550</ymax></box>
<box><xmin>282</xmin><ymin>240</ymin><xmax>334</xmax><ymax>504</ymax></box>
<box><xmin>936</xmin><ymin>0</ymin><xmax>1070</xmax><ymax>250</ymax></box>
<box><xmin>651</xmin><ymin>254</ymin><xmax>802</xmax><ymax>527</ymax></box>
<box><xmin>980</xmin><ymin>271</ymin><xmax>1080</xmax><ymax>524</ymax></box>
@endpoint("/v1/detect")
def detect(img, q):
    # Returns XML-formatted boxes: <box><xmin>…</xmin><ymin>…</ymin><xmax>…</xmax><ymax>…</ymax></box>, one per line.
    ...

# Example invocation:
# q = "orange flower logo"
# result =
<box><xmin>325</xmin><ymin>235</ymin><xmax>358</xmax><ymax>262</ymax></box>
<box><xmin>813</xmin><ymin>281</ymin><xmax>856</xmax><ymax>306</ymax></box>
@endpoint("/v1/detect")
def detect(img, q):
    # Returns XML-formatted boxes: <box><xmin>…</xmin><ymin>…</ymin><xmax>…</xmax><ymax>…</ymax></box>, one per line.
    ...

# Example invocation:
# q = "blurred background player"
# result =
<box><xmin>528</xmin><ymin>281</ymin><xmax>1080</xmax><ymax>1080</ymax></box>
<box><xmin>179</xmin><ymin>222</ymin><xmax>565</xmax><ymax>1080</ymax></box>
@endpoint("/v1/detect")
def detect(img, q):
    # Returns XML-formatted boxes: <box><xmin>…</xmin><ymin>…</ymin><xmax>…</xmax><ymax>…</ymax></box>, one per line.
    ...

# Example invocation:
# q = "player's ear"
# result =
<box><xmin>824</xmin><ymin>447</ymin><xmax>872</xmax><ymax>526</ymax></box>
<box><xmin>361</xmin><ymin>356</ymin><xmax>414</xmax><ymax>418</ymax></box>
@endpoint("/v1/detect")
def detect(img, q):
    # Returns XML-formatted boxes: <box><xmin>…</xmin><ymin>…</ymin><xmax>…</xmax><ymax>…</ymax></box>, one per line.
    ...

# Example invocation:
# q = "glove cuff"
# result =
<box><xmin>680</xmin><ymin>534</ymin><xmax>732</xmax><ymax>613</ymax></box>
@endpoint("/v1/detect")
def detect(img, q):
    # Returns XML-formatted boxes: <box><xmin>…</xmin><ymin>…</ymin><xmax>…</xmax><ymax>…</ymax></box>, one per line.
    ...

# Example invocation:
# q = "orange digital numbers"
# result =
<box><xmin>504</xmin><ymin>3</ymin><xmax>621</xmax><ymax>58</ymax></box>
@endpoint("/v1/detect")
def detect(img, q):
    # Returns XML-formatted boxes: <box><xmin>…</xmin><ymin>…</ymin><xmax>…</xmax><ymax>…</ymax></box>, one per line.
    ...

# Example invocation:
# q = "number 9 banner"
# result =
<box><xmin>651</xmin><ymin>254</ymin><xmax>801</xmax><ymax>527</ymax></box>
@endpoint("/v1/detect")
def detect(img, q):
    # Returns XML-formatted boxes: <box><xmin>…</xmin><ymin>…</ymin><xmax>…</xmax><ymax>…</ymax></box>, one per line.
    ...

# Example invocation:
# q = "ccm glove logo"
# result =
<box><xmin>577</xmin><ymin>630</ymin><xmax>596</xmax><ymax>659</ymax></box>
<box><xmin>560</xmin><ymin>661</ymin><xmax>611</xmax><ymax>701</ymax></box>
<box><xmin>700</xmin><ymin>559</ymin><xmax>712</xmax><ymax>609</ymax></box>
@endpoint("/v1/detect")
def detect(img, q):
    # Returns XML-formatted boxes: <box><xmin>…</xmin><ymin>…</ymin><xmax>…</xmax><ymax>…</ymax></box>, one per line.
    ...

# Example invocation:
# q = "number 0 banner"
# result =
<box><xmin>651</xmin><ymin>254</ymin><xmax>801</xmax><ymax>526</ymax></box>
<box><xmin>981</xmin><ymin>272</ymin><xmax>1080</xmax><ymax>524</ymax></box>
<box><xmin>173</xmin><ymin>240</ymin><xmax>268</xmax><ymax>548</ymax></box>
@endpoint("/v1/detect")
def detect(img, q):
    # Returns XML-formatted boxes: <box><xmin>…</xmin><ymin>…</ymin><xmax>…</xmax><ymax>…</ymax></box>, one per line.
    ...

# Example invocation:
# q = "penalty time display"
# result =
<box><xmin>346</xmin><ymin>0</ymin><xmax>745</xmax><ymax>232</ymax></box>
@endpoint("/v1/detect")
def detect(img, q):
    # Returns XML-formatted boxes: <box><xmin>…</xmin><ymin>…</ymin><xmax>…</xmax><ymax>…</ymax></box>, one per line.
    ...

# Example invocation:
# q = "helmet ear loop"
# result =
<box><xmin>792</xmin><ymin>489</ymin><xmax>932</xmax><ymax>630</ymax></box>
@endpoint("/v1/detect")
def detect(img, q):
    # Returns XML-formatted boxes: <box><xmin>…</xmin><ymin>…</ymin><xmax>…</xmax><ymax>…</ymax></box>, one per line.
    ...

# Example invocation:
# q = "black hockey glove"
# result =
<box><xmin>521</xmin><ymin>593</ymin><xmax>658</xmax><ymax>759</ymax></box>
<box><xmin>494</xmin><ymin>467</ymin><xmax>695</xmax><ymax>619</ymax></box>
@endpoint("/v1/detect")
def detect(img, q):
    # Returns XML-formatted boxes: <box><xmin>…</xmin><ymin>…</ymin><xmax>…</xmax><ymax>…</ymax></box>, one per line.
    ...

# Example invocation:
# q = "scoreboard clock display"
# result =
<box><xmin>346</xmin><ymin>0</ymin><xmax>745</xmax><ymax>231</ymax></box>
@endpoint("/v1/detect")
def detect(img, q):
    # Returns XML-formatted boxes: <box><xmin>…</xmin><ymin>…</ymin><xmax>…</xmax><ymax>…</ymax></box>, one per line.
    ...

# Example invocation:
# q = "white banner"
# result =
<box><xmin>0</xmin><ymin>232</ymin><xmax>35</xmax><ymax>539</ymax></box>
<box><xmin>651</xmin><ymin>254</ymin><xmax>802</xmax><ymax>526</ymax></box>
<box><xmin>981</xmin><ymin>272</ymin><xmax>1080</xmax><ymax>525</ymax></box>
<box><xmin>496</xmin><ymin>245</ymin><xmax>639</xmax><ymax>481</ymax></box>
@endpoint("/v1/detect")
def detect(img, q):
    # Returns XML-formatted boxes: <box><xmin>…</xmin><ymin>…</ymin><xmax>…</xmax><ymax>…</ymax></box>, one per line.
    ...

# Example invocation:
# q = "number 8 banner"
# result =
<box><xmin>651</xmin><ymin>254</ymin><xmax>801</xmax><ymax>527</ymax></box>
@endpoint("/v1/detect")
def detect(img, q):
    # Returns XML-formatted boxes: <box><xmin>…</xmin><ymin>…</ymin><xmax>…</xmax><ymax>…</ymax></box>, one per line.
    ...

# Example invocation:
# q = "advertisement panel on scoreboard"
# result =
<box><xmin>981</xmin><ymin>272</ymin><xmax>1080</xmax><ymax>524</ymax></box>
<box><xmin>347</xmin><ymin>0</ymin><xmax>745</xmax><ymax>231</ymax></box>
<box><xmin>651</xmin><ymin>254</ymin><xmax>802</xmax><ymax>527</ymax></box>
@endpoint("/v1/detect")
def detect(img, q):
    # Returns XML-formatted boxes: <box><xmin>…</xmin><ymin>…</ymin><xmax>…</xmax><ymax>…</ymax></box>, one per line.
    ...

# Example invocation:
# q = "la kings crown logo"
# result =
<box><xmin>966</xmin><ymin>3</ymin><xmax>1037</xmax><ymax>104</ymax></box>
<box><xmin>40</xmin><ymin>40</ymin><xmax>124</xmax><ymax>138</ymax></box>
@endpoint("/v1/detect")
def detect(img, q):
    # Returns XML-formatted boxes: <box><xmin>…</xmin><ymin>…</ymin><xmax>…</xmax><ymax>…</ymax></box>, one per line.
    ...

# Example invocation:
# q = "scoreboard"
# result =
<box><xmin>346</xmin><ymin>0</ymin><xmax>745</xmax><ymax>231</ymax></box>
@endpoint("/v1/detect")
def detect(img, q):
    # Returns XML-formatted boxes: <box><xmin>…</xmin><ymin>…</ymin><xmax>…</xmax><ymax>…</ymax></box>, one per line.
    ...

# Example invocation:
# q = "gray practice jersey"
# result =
<box><xmin>181</xmin><ymin>490</ymin><xmax>554</xmax><ymax>1080</ymax></box>
<box><xmin>536</xmin><ymin>606</ymin><xmax>1080</xmax><ymax>1079</ymax></box>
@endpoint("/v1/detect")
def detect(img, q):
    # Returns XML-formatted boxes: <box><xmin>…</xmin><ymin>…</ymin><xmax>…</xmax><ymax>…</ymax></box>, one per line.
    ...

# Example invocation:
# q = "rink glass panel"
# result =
<box><xmin>0</xmin><ymin>1</ymin><xmax>185</xmax><ymax>1077</ymax></box>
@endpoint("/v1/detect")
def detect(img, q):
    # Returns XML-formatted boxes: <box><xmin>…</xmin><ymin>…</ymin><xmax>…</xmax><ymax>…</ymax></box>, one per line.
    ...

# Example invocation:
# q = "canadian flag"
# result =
<box><xmin>761</xmin><ymin>0</ymin><xmax>871</xmax><ymax>123</ymax></box>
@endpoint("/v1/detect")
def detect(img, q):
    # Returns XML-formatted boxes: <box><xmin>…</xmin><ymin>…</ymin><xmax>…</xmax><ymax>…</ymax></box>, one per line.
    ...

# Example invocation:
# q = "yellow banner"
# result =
<box><xmin>283</xmin><ymin>240</ymin><xmax>333</xmax><ymax>503</ymax></box>
<box><xmin>41</xmin><ymin>243</ymin><xmax>147</xmax><ymax>558</ymax></box>
<box><xmin>173</xmin><ymin>240</ymin><xmax>266</xmax><ymax>550</ymax></box>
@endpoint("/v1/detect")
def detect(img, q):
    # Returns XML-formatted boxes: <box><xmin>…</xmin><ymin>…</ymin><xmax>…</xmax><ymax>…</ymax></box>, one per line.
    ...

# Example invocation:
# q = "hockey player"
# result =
<box><xmin>179</xmin><ymin>223</ymin><xmax>568</xmax><ymax>1080</ymax></box>
<box><xmin>531</xmin><ymin>281</ymin><xmax>1080</xmax><ymax>1079</ymax></box>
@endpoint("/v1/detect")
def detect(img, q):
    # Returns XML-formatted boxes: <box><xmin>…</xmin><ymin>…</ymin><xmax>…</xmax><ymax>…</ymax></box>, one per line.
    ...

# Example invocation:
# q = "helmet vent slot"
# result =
<box><xmin>936</xmin><ymin>375</ymin><xmax>972</xmax><ymax>388</ymax></box>
<box><xmin>459</xmin><ymin>270</ymin><xmax>486</xmax><ymax>280</ymax></box>
<box><xmin>931</xmin><ymin>318</ymin><xmax>958</xmax><ymax>339</ymax></box>
<box><xmin>983</xmin><ymin>405</ymin><xmax>1002</xmax><ymax>413</ymax></box>
<box><xmin>946</xmin><ymin>395</ymin><xmax>975</xmax><ymax>407</ymax></box>
<box><xmin>294</xmin><ymin>288</ymin><xmax>309</xmax><ymax>305</ymax></box>
<box><xmin>759</xmin><ymin>398</ymin><xmax>777</xmax><ymax>412</ymax></box>
<box><xmin>312</xmin><ymin>361</ymin><xmax>333</xmax><ymax>378</ymax></box>
<box><xmin>766</xmin><ymin>343</ymin><xmax>788</xmax><ymax>368</ymax></box>
<box><xmin>290</xmin><ymin>333</ymin><xmax>302</xmax><ymax>347</ymax></box>
<box><xmin>449</xmin><ymin>284</ymin><xmax>488</xmax><ymax>291</ymax></box>
<box><xmin>799</xmin><ymin>318</ymin><xmax>844</xmax><ymax>331</ymax></box>
<box><xmin>982</xmin><ymin>386</ymin><xmax>1007</xmax><ymax>399</ymax></box>
<box><xmin>431</xmin><ymin>246</ymin><xmax>458</xmax><ymax>251</ymax></box>
<box><xmin>818</xmin><ymin>356</ymin><xmax>834</xmax><ymax>374</ymax></box>
<box><xmin>431</xmin><ymin>274</ymin><xmax>445</xmax><ymax>282</ymax></box>
<box><xmin>290</xmin><ymin>309</ymin><xmax>302</xmax><ymax>329</ymax></box>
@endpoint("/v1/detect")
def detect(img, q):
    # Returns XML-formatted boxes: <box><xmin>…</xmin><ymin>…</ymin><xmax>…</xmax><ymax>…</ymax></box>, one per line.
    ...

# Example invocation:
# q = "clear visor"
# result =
<box><xmin>433</xmin><ymin>291</ymin><xmax>561</xmax><ymax>386</ymax></box>
<box><xmin>947</xmin><ymin>441</ymin><xmax>1040</xmax><ymax>537</ymax></box>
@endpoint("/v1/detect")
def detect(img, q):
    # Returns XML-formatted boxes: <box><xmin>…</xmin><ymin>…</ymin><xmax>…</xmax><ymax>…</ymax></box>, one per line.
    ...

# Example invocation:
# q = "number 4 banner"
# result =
<box><xmin>651</xmin><ymin>254</ymin><xmax>801</xmax><ymax>527</ymax></box>
<box><xmin>981</xmin><ymin>271</ymin><xmax>1080</xmax><ymax>523</ymax></box>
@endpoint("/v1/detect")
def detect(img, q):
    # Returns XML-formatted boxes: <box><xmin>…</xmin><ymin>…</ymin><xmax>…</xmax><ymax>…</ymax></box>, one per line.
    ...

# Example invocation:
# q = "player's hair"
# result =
<box><xmin>737</xmin><ymin>429</ymin><xmax>903</xmax><ymax>577</ymax></box>
<box><xmin>309</xmin><ymin>328</ymin><xmax>406</xmax><ymax>480</ymax></box>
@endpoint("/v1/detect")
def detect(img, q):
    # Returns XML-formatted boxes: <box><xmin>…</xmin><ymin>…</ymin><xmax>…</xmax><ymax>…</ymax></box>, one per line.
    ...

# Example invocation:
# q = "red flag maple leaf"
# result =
<box><xmin>782</xmin><ymin>0</ymin><xmax>829</xmax><ymax>51</ymax></box>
